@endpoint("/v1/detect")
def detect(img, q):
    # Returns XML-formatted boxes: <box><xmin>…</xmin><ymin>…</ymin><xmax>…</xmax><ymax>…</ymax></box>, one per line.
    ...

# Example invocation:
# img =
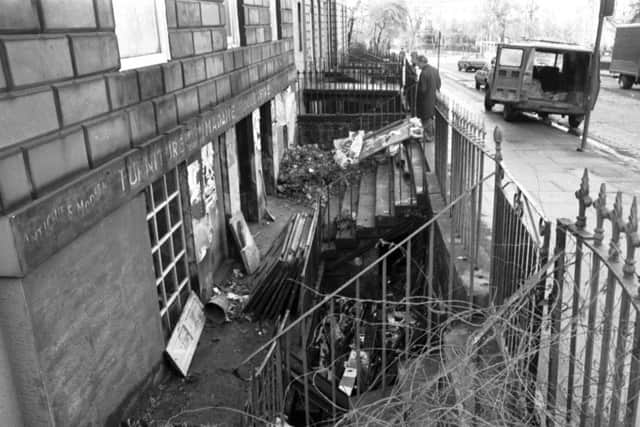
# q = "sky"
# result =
<box><xmin>346</xmin><ymin>0</ymin><xmax>637</xmax><ymax>47</ymax></box>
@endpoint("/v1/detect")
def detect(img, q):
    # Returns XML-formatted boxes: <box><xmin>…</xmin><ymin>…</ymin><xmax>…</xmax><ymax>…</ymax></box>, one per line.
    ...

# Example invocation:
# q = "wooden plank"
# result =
<box><xmin>374</xmin><ymin>159</ymin><xmax>392</xmax><ymax>221</ymax></box>
<box><xmin>229</xmin><ymin>212</ymin><xmax>261</xmax><ymax>274</ymax></box>
<box><xmin>393</xmin><ymin>155</ymin><xmax>415</xmax><ymax>208</ymax></box>
<box><xmin>165</xmin><ymin>291</ymin><xmax>205</xmax><ymax>377</ymax></box>
<box><xmin>358</xmin><ymin>119</ymin><xmax>411</xmax><ymax>160</ymax></box>
<box><xmin>356</xmin><ymin>169</ymin><xmax>376</xmax><ymax>229</ymax></box>
<box><xmin>407</xmin><ymin>140</ymin><xmax>427</xmax><ymax>195</ymax></box>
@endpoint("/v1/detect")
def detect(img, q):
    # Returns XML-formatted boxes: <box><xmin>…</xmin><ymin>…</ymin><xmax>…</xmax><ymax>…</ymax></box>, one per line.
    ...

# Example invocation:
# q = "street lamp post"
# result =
<box><xmin>579</xmin><ymin>0</ymin><xmax>615</xmax><ymax>151</ymax></box>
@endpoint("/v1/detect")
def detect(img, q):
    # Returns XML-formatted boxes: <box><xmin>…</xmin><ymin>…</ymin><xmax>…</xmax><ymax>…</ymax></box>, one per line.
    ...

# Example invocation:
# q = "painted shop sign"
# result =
<box><xmin>6</xmin><ymin>68</ymin><xmax>294</xmax><ymax>275</ymax></box>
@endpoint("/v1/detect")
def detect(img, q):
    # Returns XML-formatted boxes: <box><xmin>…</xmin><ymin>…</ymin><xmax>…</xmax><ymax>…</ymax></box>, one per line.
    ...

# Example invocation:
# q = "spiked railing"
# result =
<box><xmin>540</xmin><ymin>169</ymin><xmax>640</xmax><ymax>426</ymax></box>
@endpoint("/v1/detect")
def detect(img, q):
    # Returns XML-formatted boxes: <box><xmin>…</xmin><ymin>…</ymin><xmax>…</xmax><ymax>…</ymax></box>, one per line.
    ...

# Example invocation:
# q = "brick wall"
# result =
<box><xmin>0</xmin><ymin>0</ymin><xmax>296</xmax><ymax>425</ymax></box>
<box><xmin>0</xmin><ymin>0</ymin><xmax>295</xmax><ymax>216</ymax></box>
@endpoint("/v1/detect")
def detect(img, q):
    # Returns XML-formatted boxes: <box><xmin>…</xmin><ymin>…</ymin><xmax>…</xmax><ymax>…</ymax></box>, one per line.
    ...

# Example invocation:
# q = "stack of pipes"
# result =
<box><xmin>244</xmin><ymin>208</ymin><xmax>319</xmax><ymax>321</ymax></box>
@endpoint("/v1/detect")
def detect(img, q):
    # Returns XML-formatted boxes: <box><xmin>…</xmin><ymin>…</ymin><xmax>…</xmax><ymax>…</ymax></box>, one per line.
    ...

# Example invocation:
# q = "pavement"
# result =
<box><xmin>436</xmin><ymin>56</ymin><xmax>639</xmax><ymax>231</ymax></box>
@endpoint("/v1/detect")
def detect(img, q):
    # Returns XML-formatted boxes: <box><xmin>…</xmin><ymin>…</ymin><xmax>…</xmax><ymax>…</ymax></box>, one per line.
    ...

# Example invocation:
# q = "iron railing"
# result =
<box><xmin>242</xmin><ymin>175</ymin><xmax>494</xmax><ymax>426</ymax></box>
<box><xmin>537</xmin><ymin>171</ymin><xmax>640</xmax><ymax>426</ymax></box>
<box><xmin>244</xmin><ymin>95</ymin><xmax>556</xmax><ymax>426</ymax></box>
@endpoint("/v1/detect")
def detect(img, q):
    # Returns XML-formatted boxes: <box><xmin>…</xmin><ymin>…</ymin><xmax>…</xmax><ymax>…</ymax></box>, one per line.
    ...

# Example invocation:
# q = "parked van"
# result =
<box><xmin>610</xmin><ymin>24</ymin><xmax>640</xmax><ymax>89</ymax></box>
<box><xmin>484</xmin><ymin>41</ymin><xmax>599</xmax><ymax>128</ymax></box>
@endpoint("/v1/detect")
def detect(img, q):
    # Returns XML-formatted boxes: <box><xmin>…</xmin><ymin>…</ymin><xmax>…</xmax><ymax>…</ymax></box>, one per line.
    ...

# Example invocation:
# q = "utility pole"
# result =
<box><xmin>437</xmin><ymin>31</ymin><xmax>441</xmax><ymax>70</ymax></box>
<box><xmin>579</xmin><ymin>0</ymin><xmax>615</xmax><ymax>151</ymax></box>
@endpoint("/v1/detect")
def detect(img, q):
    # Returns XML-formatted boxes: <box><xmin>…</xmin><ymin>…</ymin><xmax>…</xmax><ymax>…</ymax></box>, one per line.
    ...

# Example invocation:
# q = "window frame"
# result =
<box><xmin>113</xmin><ymin>0</ymin><xmax>171</xmax><ymax>71</ymax></box>
<box><xmin>225</xmin><ymin>0</ymin><xmax>241</xmax><ymax>48</ymax></box>
<box><xmin>498</xmin><ymin>48</ymin><xmax>524</xmax><ymax>68</ymax></box>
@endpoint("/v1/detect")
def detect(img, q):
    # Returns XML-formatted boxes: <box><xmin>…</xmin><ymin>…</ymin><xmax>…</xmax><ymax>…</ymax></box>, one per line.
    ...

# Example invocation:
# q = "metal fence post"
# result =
<box><xmin>489</xmin><ymin>126</ymin><xmax>504</xmax><ymax>302</ymax></box>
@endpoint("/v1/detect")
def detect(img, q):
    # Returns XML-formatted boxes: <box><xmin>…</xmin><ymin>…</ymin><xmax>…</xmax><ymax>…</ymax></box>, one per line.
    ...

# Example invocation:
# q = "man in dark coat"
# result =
<box><xmin>416</xmin><ymin>56</ymin><xmax>441</xmax><ymax>143</ymax></box>
<box><xmin>400</xmin><ymin>50</ymin><xmax>418</xmax><ymax>115</ymax></box>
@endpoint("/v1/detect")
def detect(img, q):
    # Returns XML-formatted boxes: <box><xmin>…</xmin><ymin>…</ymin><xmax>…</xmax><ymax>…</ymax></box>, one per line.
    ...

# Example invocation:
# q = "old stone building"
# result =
<box><xmin>0</xmin><ymin>0</ymin><xmax>344</xmax><ymax>425</ymax></box>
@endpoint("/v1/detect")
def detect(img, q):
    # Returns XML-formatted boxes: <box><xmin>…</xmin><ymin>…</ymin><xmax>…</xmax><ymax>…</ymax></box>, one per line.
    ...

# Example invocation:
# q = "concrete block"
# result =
<box><xmin>0</xmin><ymin>89</ymin><xmax>59</xmax><ymax>149</ymax></box>
<box><xmin>40</xmin><ymin>0</ymin><xmax>96</xmax><ymax>30</ymax></box>
<box><xmin>247</xmin><ymin>7</ymin><xmax>260</xmax><ymax>25</ymax></box>
<box><xmin>0</xmin><ymin>152</ymin><xmax>31</xmax><ymax>209</ymax></box>
<box><xmin>128</xmin><ymin>102</ymin><xmax>157</xmax><ymax>145</ymax></box>
<box><xmin>216</xmin><ymin>76</ymin><xmax>231</xmax><ymax>101</ymax></box>
<box><xmin>0</xmin><ymin>0</ymin><xmax>40</xmax><ymax>31</ymax></box>
<box><xmin>137</xmin><ymin>66</ymin><xmax>164</xmax><ymax>101</ymax></box>
<box><xmin>175</xmin><ymin>87</ymin><xmax>199</xmax><ymax>122</ymax></box>
<box><xmin>1</xmin><ymin>35</ymin><xmax>74</xmax><ymax>88</ymax></box>
<box><xmin>54</xmin><ymin>77</ymin><xmax>109</xmax><ymax>127</ymax></box>
<box><xmin>233</xmin><ymin>50</ymin><xmax>244</xmax><ymax>69</ymax></box>
<box><xmin>153</xmin><ymin>95</ymin><xmax>178</xmax><ymax>132</ymax></box>
<box><xmin>204</xmin><ymin>54</ymin><xmax>224</xmax><ymax>79</ymax></box>
<box><xmin>27</xmin><ymin>129</ymin><xmax>89</xmax><ymax>191</ymax></box>
<box><xmin>105</xmin><ymin>70</ymin><xmax>140</xmax><ymax>110</ymax></box>
<box><xmin>200</xmin><ymin>2</ymin><xmax>221</xmax><ymax>26</ymax></box>
<box><xmin>193</xmin><ymin>30</ymin><xmax>212</xmax><ymax>54</ymax></box>
<box><xmin>166</xmin><ymin>0</ymin><xmax>177</xmax><ymax>28</ymax></box>
<box><xmin>83</xmin><ymin>112</ymin><xmax>130</xmax><ymax>166</ymax></box>
<box><xmin>211</xmin><ymin>28</ymin><xmax>226</xmax><ymax>51</ymax></box>
<box><xmin>246</xmin><ymin>28</ymin><xmax>256</xmax><ymax>45</ymax></box>
<box><xmin>243</xmin><ymin>49</ymin><xmax>251</xmax><ymax>66</ymax></box>
<box><xmin>197</xmin><ymin>81</ymin><xmax>217</xmax><ymax>110</ymax></box>
<box><xmin>69</xmin><ymin>33</ymin><xmax>119</xmax><ymax>76</ymax></box>
<box><xmin>230</xmin><ymin>71</ymin><xmax>241</xmax><ymax>94</ymax></box>
<box><xmin>169</xmin><ymin>30</ymin><xmax>194</xmax><ymax>58</ymax></box>
<box><xmin>176</xmin><ymin>0</ymin><xmax>201</xmax><ymax>27</ymax></box>
<box><xmin>223</xmin><ymin>51</ymin><xmax>234</xmax><ymax>72</ymax></box>
<box><xmin>95</xmin><ymin>0</ymin><xmax>115</xmax><ymax>29</ymax></box>
<box><xmin>182</xmin><ymin>57</ymin><xmax>205</xmax><ymax>86</ymax></box>
<box><xmin>162</xmin><ymin>61</ymin><xmax>184</xmax><ymax>93</ymax></box>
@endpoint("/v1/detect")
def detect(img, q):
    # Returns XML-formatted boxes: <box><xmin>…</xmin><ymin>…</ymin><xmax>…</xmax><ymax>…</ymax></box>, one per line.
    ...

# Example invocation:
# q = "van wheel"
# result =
<box><xmin>619</xmin><ymin>75</ymin><xmax>634</xmax><ymax>89</ymax></box>
<box><xmin>503</xmin><ymin>104</ymin><xmax>517</xmax><ymax>122</ymax></box>
<box><xmin>484</xmin><ymin>88</ymin><xmax>494</xmax><ymax>111</ymax></box>
<box><xmin>569</xmin><ymin>115</ymin><xmax>584</xmax><ymax>128</ymax></box>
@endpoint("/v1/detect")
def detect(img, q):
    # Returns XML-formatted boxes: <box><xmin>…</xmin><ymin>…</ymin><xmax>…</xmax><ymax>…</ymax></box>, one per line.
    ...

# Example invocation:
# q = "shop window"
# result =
<box><xmin>224</xmin><ymin>0</ymin><xmax>241</xmax><ymax>48</ymax></box>
<box><xmin>145</xmin><ymin>167</ymin><xmax>192</xmax><ymax>339</ymax></box>
<box><xmin>112</xmin><ymin>0</ymin><xmax>171</xmax><ymax>70</ymax></box>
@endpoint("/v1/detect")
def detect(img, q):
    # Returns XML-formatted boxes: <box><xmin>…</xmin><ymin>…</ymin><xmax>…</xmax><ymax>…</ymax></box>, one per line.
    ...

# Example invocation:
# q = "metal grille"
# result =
<box><xmin>145</xmin><ymin>166</ymin><xmax>192</xmax><ymax>339</ymax></box>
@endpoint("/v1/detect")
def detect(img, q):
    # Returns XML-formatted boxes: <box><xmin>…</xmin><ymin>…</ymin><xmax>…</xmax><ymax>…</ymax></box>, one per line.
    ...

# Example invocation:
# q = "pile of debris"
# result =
<box><xmin>277</xmin><ymin>144</ymin><xmax>359</xmax><ymax>202</ymax></box>
<box><xmin>243</xmin><ymin>207</ymin><xmax>319</xmax><ymax>321</ymax></box>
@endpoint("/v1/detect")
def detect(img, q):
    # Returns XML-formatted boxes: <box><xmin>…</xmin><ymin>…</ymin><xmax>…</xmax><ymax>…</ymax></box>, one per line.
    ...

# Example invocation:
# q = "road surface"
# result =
<box><xmin>433</xmin><ymin>55</ymin><xmax>639</xmax><ymax>223</ymax></box>
<box><xmin>438</xmin><ymin>55</ymin><xmax>640</xmax><ymax>159</ymax></box>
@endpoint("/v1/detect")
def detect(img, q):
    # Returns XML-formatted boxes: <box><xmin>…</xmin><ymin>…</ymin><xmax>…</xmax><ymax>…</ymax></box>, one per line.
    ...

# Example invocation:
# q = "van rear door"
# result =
<box><xmin>490</xmin><ymin>46</ymin><xmax>526</xmax><ymax>104</ymax></box>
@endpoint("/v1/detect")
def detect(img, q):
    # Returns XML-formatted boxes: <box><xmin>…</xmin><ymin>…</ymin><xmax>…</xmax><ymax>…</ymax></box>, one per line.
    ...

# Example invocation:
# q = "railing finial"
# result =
<box><xmin>624</xmin><ymin>196</ymin><xmax>639</xmax><ymax>277</ymax></box>
<box><xmin>594</xmin><ymin>183</ymin><xmax>607</xmax><ymax>247</ymax></box>
<box><xmin>610</xmin><ymin>192</ymin><xmax>624</xmax><ymax>261</ymax></box>
<box><xmin>575</xmin><ymin>169</ymin><xmax>592</xmax><ymax>230</ymax></box>
<box><xmin>493</xmin><ymin>126</ymin><xmax>503</xmax><ymax>162</ymax></box>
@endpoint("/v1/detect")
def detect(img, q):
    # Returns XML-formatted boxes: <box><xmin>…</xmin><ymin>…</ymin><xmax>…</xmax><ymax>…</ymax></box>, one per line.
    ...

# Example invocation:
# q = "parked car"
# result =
<box><xmin>610</xmin><ymin>24</ymin><xmax>640</xmax><ymax>89</ymax></box>
<box><xmin>474</xmin><ymin>58</ymin><xmax>495</xmax><ymax>89</ymax></box>
<box><xmin>484</xmin><ymin>41</ymin><xmax>600</xmax><ymax>128</ymax></box>
<box><xmin>458</xmin><ymin>55</ymin><xmax>486</xmax><ymax>72</ymax></box>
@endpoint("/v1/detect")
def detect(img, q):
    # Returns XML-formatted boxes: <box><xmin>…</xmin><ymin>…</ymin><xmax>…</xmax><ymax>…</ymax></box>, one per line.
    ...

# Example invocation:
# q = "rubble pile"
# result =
<box><xmin>277</xmin><ymin>144</ymin><xmax>359</xmax><ymax>201</ymax></box>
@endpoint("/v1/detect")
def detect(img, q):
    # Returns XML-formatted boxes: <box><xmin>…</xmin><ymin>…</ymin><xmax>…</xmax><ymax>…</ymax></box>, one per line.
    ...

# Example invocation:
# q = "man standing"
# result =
<box><xmin>416</xmin><ymin>55</ymin><xmax>441</xmax><ymax>143</ymax></box>
<box><xmin>400</xmin><ymin>50</ymin><xmax>418</xmax><ymax>115</ymax></box>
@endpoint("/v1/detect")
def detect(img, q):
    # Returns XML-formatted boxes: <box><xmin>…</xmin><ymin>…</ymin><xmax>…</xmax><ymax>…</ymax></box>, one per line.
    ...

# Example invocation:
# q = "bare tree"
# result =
<box><xmin>486</xmin><ymin>0</ymin><xmax>513</xmax><ymax>42</ymax></box>
<box><xmin>368</xmin><ymin>0</ymin><xmax>409</xmax><ymax>53</ymax></box>
<box><xmin>523</xmin><ymin>0</ymin><xmax>540</xmax><ymax>39</ymax></box>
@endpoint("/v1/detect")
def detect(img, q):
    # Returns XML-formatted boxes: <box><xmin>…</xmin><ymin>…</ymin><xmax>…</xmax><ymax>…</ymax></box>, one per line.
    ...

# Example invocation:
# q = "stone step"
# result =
<box><xmin>392</xmin><ymin>151</ymin><xmax>416</xmax><ymax>211</ymax></box>
<box><xmin>374</xmin><ymin>159</ymin><xmax>393</xmax><ymax>227</ymax></box>
<box><xmin>335</xmin><ymin>180</ymin><xmax>359</xmax><ymax>249</ymax></box>
<box><xmin>405</xmin><ymin>140</ymin><xmax>427</xmax><ymax>196</ymax></box>
<box><xmin>356</xmin><ymin>168</ymin><xmax>377</xmax><ymax>231</ymax></box>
